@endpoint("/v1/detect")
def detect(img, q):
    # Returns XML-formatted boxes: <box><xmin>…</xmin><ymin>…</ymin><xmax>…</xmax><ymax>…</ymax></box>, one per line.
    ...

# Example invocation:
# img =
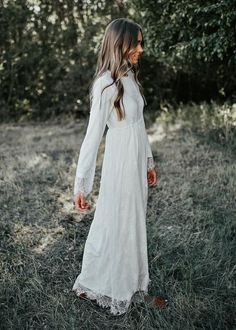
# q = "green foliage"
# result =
<box><xmin>130</xmin><ymin>0</ymin><xmax>236</xmax><ymax>98</ymax></box>
<box><xmin>131</xmin><ymin>0</ymin><xmax>236</xmax><ymax>65</ymax></box>
<box><xmin>158</xmin><ymin>101</ymin><xmax>236</xmax><ymax>150</ymax></box>
<box><xmin>0</xmin><ymin>0</ymin><xmax>124</xmax><ymax>120</ymax></box>
<box><xmin>0</xmin><ymin>0</ymin><xmax>235</xmax><ymax>121</ymax></box>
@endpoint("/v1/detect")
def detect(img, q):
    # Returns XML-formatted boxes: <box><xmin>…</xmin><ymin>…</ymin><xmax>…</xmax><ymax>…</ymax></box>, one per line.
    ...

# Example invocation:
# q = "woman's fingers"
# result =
<box><xmin>147</xmin><ymin>169</ymin><xmax>157</xmax><ymax>186</ymax></box>
<box><xmin>79</xmin><ymin>195</ymin><xmax>89</xmax><ymax>210</ymax></box>
<box><xmin>80</xmin><ymin>194</ymin><xmax>86</xmax><ymax>208</ymax></box>
<box><xmin>73</xmin><ymin>193</ymin><xmax>89</xmax><ymax>211</ymax></box>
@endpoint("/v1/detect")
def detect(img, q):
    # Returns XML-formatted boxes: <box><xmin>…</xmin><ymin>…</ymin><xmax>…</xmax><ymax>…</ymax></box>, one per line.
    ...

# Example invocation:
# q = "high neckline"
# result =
<box><xmin>106</xmin><ymin>69</ymin><xmax>133</xmax><ymax>79</ymax></box>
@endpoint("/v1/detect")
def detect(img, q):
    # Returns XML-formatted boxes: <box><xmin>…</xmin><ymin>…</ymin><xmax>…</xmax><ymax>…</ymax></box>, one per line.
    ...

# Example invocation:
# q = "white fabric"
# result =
<box><xmin>72</xmin><ymin>69</ymin><xmax>155</xmax><ymax>315</ymax></box>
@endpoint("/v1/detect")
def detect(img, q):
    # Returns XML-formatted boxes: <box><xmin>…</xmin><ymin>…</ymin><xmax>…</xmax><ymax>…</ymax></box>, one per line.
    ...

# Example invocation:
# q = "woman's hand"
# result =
<box><xmin>147</xmin><ymin>168</ymin><xmax>157</xmax><ymax>186</ymax></box>
<box><xmin>73</xmin><ymin>192</ymin><xmax>90</xmax><ymax>211</ymax></box>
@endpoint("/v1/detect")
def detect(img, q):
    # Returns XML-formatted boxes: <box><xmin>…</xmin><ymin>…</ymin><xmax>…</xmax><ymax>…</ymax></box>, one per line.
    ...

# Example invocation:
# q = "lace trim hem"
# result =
<box><xmin>73</xmin><ymin>281</ymin><xmax>150</xmax><ymax>316</ymax></box>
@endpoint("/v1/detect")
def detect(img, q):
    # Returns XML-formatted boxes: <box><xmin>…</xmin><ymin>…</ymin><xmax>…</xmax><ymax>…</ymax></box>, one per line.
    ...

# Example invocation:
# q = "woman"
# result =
<box><xmin>72</xmin><ymin>18</ymin><xmax>168</xmax><ymax>315</ymax></box>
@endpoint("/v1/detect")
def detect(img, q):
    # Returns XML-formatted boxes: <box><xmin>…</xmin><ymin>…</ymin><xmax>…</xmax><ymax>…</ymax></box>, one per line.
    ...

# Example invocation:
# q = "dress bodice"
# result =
<box><xmin>73</xmin><ymin>69</ymin><xmax>154</xmax><ymax>197</ymax></box>
<box><xmin>101</xmin><ymin>70</ymin><xmax>145</xmax><ymax>129</ymax></box>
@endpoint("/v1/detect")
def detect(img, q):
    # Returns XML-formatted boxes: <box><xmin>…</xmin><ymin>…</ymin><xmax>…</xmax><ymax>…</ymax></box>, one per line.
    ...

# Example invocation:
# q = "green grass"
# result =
<box><xmin>0</xmin><ymin>103</ymin><xmax>235</xmax><ymax>329</ymax></box>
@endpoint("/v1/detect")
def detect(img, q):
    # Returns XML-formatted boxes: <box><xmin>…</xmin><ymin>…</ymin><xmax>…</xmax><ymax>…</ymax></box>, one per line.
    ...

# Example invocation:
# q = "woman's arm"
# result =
<box><xmin>73</xmin><ymin>76</ymin><xmax>114</xmax><ymax>198</ymax></box>
<box><xmin>145</xmin><ymin>130</ymin><xmax>156</xmax><ymax>171</ymax></box>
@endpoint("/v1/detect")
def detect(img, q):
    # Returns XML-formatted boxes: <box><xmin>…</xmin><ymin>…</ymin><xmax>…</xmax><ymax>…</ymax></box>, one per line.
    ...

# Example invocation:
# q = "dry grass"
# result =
<box><xmin>0</xmin><ymin>105</ymin><xmax>235</xmax><ymax>330</ymax></box>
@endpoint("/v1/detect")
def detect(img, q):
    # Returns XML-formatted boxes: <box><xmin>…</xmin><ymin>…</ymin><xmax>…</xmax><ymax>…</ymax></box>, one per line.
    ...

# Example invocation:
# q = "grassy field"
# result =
<box><xmin>0</xmin><ymin>104</ymin><xmax>235</xmax><ymax>330</ymax></box>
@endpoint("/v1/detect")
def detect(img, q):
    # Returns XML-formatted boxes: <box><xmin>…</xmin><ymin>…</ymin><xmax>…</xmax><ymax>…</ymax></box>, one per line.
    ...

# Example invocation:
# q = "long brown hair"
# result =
<box><xmin>90</xmin><ymin>18</ymin><xmax>147</xmax><ymax>121</ymax></box>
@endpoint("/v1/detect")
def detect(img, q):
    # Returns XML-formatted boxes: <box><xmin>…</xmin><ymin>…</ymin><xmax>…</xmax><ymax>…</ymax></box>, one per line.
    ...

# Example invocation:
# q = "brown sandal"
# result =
<box><xmin>78</xmin><ymin>292</ymin><xmax>88</xmax><ymax>300</ymax></box>
<box><xmin>144</xmin><ymin>294</ymin><xmax>168</xmax><ymax>307</ymax></box>
<box><xmin>78</xmin><ymin>292</ymin><xmax>97</xmax><ymax>302</ymax></box>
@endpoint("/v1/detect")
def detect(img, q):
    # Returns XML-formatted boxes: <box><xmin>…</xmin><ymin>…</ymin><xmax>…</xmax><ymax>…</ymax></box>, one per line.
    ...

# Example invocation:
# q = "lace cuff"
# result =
<box><xmin>74</xmin><ymin>165</ymin><xmax>96</xmax><ymax>198</ymax></box>
<box><xmin>147</xmin><ymin>157</ymin><xmax>155</xmax><ymax>171</ymax></box>
<box><xmin>73</xmin><ymin>177</ymin><xmax>90</xmax><ymax>197</ymax></box>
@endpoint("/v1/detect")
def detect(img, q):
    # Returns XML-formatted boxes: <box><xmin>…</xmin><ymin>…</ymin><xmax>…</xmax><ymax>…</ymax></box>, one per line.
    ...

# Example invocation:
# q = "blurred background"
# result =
<box><xmin>1</xmin><ymin>0</ymin><xmax>236</xmax><ymax>125</ymax></box>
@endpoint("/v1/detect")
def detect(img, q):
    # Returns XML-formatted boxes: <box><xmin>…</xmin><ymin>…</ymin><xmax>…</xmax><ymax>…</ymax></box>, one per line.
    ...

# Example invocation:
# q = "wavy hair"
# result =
<box><xmin>89</xmin><ymin>18</ymin><xmax>147</xmax><ymax>121</ymax></box>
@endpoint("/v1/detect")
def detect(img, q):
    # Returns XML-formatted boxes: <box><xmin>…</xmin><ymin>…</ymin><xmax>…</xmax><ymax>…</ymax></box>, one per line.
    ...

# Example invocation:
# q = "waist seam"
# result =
<box><xmin>108</xmin><ymin>116</ymin><xmax>143</xmax><ymax>130</ymax></box>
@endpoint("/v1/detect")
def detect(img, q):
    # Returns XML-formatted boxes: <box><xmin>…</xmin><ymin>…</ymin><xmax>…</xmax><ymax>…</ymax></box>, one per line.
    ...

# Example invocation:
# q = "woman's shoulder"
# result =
<box><xmin>98</xmin><ymin>70</ymin><xmax>115</xmax><ymax>84</ymax></box>
<box><xmin>93</xmin><ymin>71</ymin><xmax>116</xmax><ymax>93</ymax></box>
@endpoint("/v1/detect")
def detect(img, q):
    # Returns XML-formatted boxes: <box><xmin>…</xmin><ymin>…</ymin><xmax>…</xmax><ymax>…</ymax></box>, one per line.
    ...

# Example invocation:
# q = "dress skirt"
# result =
<box><xmin>72</xmin><ymin>116</ymin><xmax>151</xmax><ymax>315</ymax></box>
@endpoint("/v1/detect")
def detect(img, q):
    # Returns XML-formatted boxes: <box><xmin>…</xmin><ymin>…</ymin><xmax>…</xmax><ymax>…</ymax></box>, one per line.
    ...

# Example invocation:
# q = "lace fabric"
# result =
<box><xmin>144</xmin><ymin>125</ymin><xmax>155</xmax><ymax>169</ymax></box>
<box><xmin>147</xmin><ymin>157</ymin><xmax>155</xmax><ymax>171</ymax></box>
<box><xmin>74</xmin><ymin>177</ymin><xmax>92</xmax><ymax>197</ymax></box>
<box><xmin>73</xmin><ymin>163</ymin><xmax>96</xmax><ymax>197</ymax></box>
<box><xmin>73</xmin><ymin>177</ymin><xmax>90</xmax><ymax>197</ymax></box>
<box><xmin>73</xmin><ymin>281</ymin><xmax>149</xmax><ymax>316</ymax></box>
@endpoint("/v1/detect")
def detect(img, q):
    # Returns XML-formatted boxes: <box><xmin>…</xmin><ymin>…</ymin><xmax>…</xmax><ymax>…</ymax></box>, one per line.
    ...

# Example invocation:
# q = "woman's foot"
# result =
<box><xmin>144</xmin><ymin>294</ymin><xmax>168</xmax><ymax>307</ymax></box>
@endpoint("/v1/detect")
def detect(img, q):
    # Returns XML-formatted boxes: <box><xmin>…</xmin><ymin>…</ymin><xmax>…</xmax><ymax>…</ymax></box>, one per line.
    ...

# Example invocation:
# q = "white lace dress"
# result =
<box><xmin>72</xmin><ymin>69</ymin><xmax>155</xmax><ymax>315</ymax></box>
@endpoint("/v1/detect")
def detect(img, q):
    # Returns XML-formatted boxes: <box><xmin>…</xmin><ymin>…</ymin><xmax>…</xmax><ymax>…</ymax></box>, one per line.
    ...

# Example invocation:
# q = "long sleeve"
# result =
<box><xmin>145</xmin><ymin>130</ymin><xmax>156</xmax><ymax>171</ymax></box>
<box><xmin>73</xmin><ymin>76</ymin><xmax>114</xmax><ymax>197</ymax></box>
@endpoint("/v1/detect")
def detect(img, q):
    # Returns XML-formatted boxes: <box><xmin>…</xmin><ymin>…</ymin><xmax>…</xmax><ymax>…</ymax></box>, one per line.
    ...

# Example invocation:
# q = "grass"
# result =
<box><xmin>0</xmin><ymin>103</ymin><xmax>235</xmax><ymax>329</ymax></box>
